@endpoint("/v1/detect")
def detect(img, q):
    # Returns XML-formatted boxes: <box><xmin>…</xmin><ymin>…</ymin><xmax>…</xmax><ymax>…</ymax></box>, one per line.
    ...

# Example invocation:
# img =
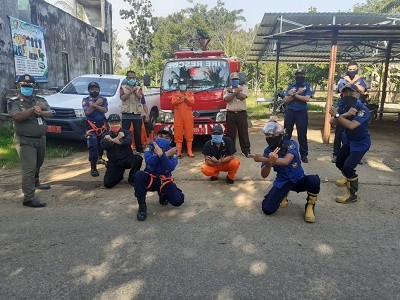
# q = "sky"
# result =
<box><xmin>46</xmin><ymin>0</ymin><xmax>367</xmax><ymax>67</ymax></box>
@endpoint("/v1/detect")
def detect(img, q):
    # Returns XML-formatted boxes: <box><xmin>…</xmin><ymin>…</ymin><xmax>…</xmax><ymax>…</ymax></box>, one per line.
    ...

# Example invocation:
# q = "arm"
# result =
<box><xmin>120</xmin><ymin>85</ymin><xmax>140</xmax><ymax>101</ymax></box>
<box><xmin>185</xmin><ymin>92</ymin><xmax>195</xmax><ymax>105</ymax></box>
<box><xmin>10</xmin><ymin>106</ymin><xmax>36</xmax><ymax>122</ymax></box>
<box><xmin>329</xmin><ymin>106</ymin><xmax>361</xmax><ymax>130</ymax></box>
<box><xmin>171</xmin><ymin>92</ymin><xmax>184</xmax><ymax>105</ymax></box>
<box><xmin>224</xmin><ymin>87</ymin><xmax>244</xmax><ymax>102</ymax></box>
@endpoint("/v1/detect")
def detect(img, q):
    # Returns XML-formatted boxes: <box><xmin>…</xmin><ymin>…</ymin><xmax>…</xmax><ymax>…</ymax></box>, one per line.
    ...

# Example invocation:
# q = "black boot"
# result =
<box><xmin>90</xmin><ymin>161</ymin><xmax>99</xmax><ymax>177</ymax></box>
<box><xmin>137</xmin><ymin>196</ymin><xmax>147</xmax><ymax>221</ymax></box>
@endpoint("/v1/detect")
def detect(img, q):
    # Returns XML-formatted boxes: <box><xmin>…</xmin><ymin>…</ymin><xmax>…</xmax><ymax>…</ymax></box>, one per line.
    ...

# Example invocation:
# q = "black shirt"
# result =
<box><xmin>202</xmin><ymin>137</ymin><xmax>236</xmax><ymax>159</ymax></box>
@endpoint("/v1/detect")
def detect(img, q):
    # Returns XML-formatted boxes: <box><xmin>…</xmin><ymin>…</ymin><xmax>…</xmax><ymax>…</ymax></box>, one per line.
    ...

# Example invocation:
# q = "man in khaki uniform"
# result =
<box><xmin>8</xmin><ymin>74</ymin><xmax>54</xmax><ymax>207</ymax></box>
<box><xmin>119</xmin><ymin>70</ymin><xmax>149</xmax><ymax>153</ymax></box>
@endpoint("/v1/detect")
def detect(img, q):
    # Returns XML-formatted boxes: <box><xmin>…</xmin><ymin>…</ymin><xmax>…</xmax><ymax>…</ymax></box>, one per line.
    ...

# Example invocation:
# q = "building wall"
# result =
<box><xmin>0</xmin><ymin>0</ymin><xmax>113</xmax><ymax>113</ymax></box>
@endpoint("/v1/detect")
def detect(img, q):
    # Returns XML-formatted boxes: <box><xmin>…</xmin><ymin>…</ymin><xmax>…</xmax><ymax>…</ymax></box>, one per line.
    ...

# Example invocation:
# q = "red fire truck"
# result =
<box><xmin>153</xmin><ymin>49</ymin><xmax>242</xmax><ymax>135</ymax></box>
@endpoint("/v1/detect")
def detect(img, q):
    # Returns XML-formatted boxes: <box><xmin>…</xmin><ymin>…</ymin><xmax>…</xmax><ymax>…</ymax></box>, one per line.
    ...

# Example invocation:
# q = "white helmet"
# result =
<box><xmin>262</xmin><ymin>121</ymin><xmax>285</xmax><ymax>137</ymax></box>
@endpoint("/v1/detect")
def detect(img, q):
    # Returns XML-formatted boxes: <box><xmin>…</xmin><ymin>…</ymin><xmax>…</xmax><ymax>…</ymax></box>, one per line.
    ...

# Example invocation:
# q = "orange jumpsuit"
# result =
<box><xmin>171</xmin><ymin>90</ymin><xmax>195</xmax><ymax>157</ymax></box>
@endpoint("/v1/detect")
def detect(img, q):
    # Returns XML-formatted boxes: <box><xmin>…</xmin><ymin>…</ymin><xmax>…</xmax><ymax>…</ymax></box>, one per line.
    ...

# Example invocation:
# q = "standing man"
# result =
<box><xmin>171</xmin><ymin>78</ymin><xmax>195</xmax><ymax>158</ymax></box>
<box><xmin>283</xmin><ymin>69</ymin><xmax>313</xmax><ymax>163</ymax></box>
<box><xmin>134</xmin><ymin>127</ymin><xmax>184</xmax><ymax>221</ymax></box>
<box><xmin>82</xmin><ymin>81</ymin><xmax>108</xmax><ymax>177</ymax></box>
<box><xmin>329</xmin><ymin>84</ymin><xmax>371</xmax><ymax>204</ymax></box>
<box><xmin>119</xmin><ymin>70</ymin><xmax>149</xmax><ymax>153</ymax></box>
<box><xmin>8</xmin><ymin>74</ymin><xmax>53</xmax><ymax>207</ymax></box>
<box><xmin>252</xmin><ymin>120</ymin><xmax>320</xmax><ymax>223</ymax></box>
<box><xmin>223</xmin><ymin>72</ymin><xmax>251</xmax><ymax>157</ymax></box>
<box><xmin>332</xmin><ymin>61</ymin><xmax>368</xmax><ymax>163</ymax></box>
<box><xmin>201</xmin><ymin>124</ymin><xmax>240</xmax><ymax>184</ymax></box>
<box><xmin>100</xmin><ymin>114</ymin><xmax>143</xmax><ymax>188</ymax></box>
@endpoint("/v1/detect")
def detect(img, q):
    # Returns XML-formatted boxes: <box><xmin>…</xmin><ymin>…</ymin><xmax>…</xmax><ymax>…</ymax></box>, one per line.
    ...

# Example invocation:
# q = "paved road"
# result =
<box><xmin>1</xmin><ymin>116</ymin><xmax>399</xmax><ymax>299</ymax></box>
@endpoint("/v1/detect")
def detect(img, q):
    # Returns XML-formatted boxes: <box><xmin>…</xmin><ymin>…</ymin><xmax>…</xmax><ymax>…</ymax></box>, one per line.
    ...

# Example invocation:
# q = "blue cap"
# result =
<box><xmin>341</xmin><ymin>84</ymin><xmax>360</xmax><ymax>93</ymax></box>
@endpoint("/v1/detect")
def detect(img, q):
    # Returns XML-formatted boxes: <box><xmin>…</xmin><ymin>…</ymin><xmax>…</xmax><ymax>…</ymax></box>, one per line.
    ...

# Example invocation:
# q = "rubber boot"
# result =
<box><xmin>187</xmin><ymin>141</ymin><xmax>195</xmax><ymax>157</ymax></box>
<box><xmin>176</xmin><ymin>142</ymin><xmax>182</xmax><ymax>158</ymax></box>
<box><xmin>304</xmin><ymin>193</ymin><xmax>317</xmax><ymax>223</ymax></box>
<box><xmin>90</xmin><ymin>161</ymin><xmax>99</xmax><ymax>177</ymax></box>
<box><xmin>280</xmin><ymin>196</ymin><xmax>288</xmax><ymax>208</ymax></box>
<box><xmin>335</xmin><ymin>177</ymin><xmax>347</xmax><ymax>187</ymax></box>
<box><xmin>336</xmin><ymin>177</ymin><xmax>358</xmax><ymax>203</ymax></box>
<box><xmin>136</xmin><ymin>196</ymin><xmax>147</xmax><ymax>221</ymax></box>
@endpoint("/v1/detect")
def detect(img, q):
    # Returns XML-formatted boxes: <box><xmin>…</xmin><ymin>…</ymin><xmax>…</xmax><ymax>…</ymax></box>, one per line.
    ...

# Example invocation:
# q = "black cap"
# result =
<box><xmin>107</xmin><ymin>114</ymin><xmax>121</xmax><ymax>122</ymax></box>
<box><xmin>16</xmin><ymin>74</ymin><xmax>35</xmax><ymax>85</ymax></box>
<box><xmin>295</xmin><ymin>69</ymin><xmax>305</xmax><ymax>75</ymax></box>
<box><xmin>211</xmin><ymin>124</ymin><xmax>224</xmax><ymax>135</ymax></box>
<box><xmin>341</xmin><ymin>84</ymin><xmax>360</xmax><ymax>93</ymax></box>
<box><xmin>157</xmin><ymin>126</ymin><xmax>174</xmax><ymax>139</ymax></box>
<box><xmin>88</xmin><ymin>81</ymin><xmax>100</xmax><ymax>89</ymax></box>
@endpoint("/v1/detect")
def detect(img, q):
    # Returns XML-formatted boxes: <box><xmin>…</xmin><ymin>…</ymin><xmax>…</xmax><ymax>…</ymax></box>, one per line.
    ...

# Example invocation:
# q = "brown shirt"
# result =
<box><xmin>223</xmin><ymin>85</ymin><xmax>248</xmax><ymax>112</ymax></box>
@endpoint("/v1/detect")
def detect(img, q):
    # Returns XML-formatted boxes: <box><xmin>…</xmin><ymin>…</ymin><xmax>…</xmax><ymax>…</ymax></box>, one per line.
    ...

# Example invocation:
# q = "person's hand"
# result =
<box><xmin>236</xmin><ymin>87</ymin><xmax>243</xmax><ymax>93</ymax></box>
<box><xmin>205</xmin><ymin>156</ymin><xmax>213</xmax><ymax>164</ymax></box>
<box><xmin>165</xmin><ymin>147</ymin><xmax>177</xmax><ymax>157</ymax></box>
<box><xmin>329</xmin><ymin>106</ymin><xmax>337</xmax><ymax>116</ymax></box>
<box><xmin>89</xmin><ymin>100</ymin><xmax>95</xmax><ymax>107</ymax></box>
<box><xmin>37</xmin><ymin>102</ymin><xmax>46</xmax><ymax>110</ymax></box>
<box><xmin>144</xmin><ymin>114</ymin><xmax>150</xmax><ymax>122</ymax></box>
<box><xmin>153</xmin><ymin>142</ymin><xmax>163</xmax><ymax>156</ymax></box>
<box><xmin>210</xmin><ymin>156</ymin><xmax>220</xmax><ymax>164</ymax></box>
<box><xmin>289</xmin><ymin>88</ymin><xmax>296</xmax><ymax>96</ymax></box>
<box><xmin>117</xmin><ymin>131</ymin><xmax>125</xmax><ymax>139</ymax></box>
<box><xmin>344</xmin><ymin>107</ymin><xmax>358</xmax><ymax>118</ymax></box>
<box><xmin>296</xmin><ymin>87</ymin><xmax>304</xmax><ymax>94</ymax></box>
<box><xmin>252</xmin><ymin>153</ymin><xmax>265</xmax><ymax>162</ymax></box>
<box><xmin>268</xmin><ymin>147</ymin><xmax>280</xmax><ymax>165</ymax></box>
<box><xmin>226</xmin><ymin>87</ymin><xmax>234</xmax><ymax>93</ymax></box>
<box><xmin>104</xmin><ymin>135</ymin><xmax>112</xmax><ymax>141</ymax></box>
<box><xmin>32</xmin><ymin>105</ymin><xmax>42</xmax><ymax>115</ymax></box>
<box><xmin>95</xmin><ymin>98</ymin><xmax>103</xmax><ymax>105</ymax></box>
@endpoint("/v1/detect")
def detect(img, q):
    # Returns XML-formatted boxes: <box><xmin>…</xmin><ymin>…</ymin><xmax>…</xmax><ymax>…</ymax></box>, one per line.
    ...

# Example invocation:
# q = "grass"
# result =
<box><xmin>0</xmin><ymin>127</ymin><xmax>85</xmax><ymax>168</ymax></box>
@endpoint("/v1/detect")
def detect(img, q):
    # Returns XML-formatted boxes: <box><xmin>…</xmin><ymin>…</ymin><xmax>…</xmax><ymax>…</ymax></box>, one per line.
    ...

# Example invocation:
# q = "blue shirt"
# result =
<box><xmin>338</xmin><ymin>101</ymin><xmax>371</xmax><ymax>152</ymax></box>
<box><xmin>143</xmin><ymin>142</ymin><xmax>178</xmax><ymax>177</ymax></box>
<box><xmin>82</xmin><ymin>96</ymin><xmax>108</xmax><ymax>122</ymax></box>
<box><xmin>261</xmin><ymin>140</ymin><xmax>305</xmax><ymax>188</ymax></box>
<box><xmin>337</xmin><ymin>77</ymin><xmax>367</xmax><ymax>93</ymax></box>
<box><xmin>284</xmin><ymin>82</ymin><xmax>313</xmax><ymax>111</ymax></box>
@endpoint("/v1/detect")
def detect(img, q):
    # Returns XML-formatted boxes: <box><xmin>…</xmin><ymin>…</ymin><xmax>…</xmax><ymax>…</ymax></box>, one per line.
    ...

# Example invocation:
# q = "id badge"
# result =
<box><xmin>38</xmin><ymin>117</ymin><xmax>43</xmax><ymax>125</ymax></box>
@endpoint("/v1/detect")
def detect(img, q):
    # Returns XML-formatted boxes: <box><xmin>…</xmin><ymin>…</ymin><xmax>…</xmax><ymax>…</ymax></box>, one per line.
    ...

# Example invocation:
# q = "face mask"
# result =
<box><xmin>21</xmin><ymin>86</ymin><xmax>33</xmax><ymax>97</ymax></box>
<box><xmin>89</xmin><ymin>91</ymin><xmax>99</xmax><ymax>98</ymax></box>
<box><xmin>211</xmin><ymin>134</ymin><xmax>223</xmax><ymax>144</ymax></box>
<box><xmin>295</xmin><ymin>76</ymin><xmax>304</xmax><ymax>85</ymax></box>
<box><xmin>231</xmin><ymin>79</ymin><xmax>239</xmax><ymax>87</ymax></box>
<box><xmin>127</xmin><ymin>79</ymin><xmax>136</xmax><ymax>86</ymax></box>
<box><xmin>178</xmin><ymin>84</ymin><xmax>187</xmax><ymax>91</ymax></box>
<box><xmin>155</xmin><ymin>137</ymin><xmax>171</xmax><ymax>149</ymax></box>
<box><xmin>266</xmin><ymin>136</ymin><xmax>282</xmax><ymax>149</ymax></box>
<box><xmin>110</xmin><ymin>125</ymin><xmax>121</xmax><ymax>133</ymax></box>
<box><xmin>342</xmin><ymin>96</ymin><xmax>358</xmax><ymax>111</ymax></box>
<box><xmin>346</xmin><ymin>70</ymin><xmax>358</xmax><ymax>80</ymax></box>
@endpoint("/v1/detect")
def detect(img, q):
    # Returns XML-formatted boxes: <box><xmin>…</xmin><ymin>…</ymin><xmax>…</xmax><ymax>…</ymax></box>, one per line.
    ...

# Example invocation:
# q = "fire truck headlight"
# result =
<box><xmin>215</xmin><ymin>111</ymin><xmax>226</xmax><ymax>122</ymax></box>
<box><xmin>160</xmin><ymin>110</ymin><xmax>174</xmax><ymax>123</ymax></box>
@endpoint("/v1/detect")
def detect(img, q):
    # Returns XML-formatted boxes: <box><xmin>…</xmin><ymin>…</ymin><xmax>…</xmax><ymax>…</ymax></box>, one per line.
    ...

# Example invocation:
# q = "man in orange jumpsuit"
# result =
<box><xmin>171</xmin><ymin>78</ymin><xmax>195</xmax><ymax>157</ymax></box>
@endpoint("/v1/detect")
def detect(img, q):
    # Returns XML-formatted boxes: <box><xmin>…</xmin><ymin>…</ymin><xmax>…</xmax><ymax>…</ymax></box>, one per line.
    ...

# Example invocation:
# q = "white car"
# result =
<box><xmin>44</xmin><ymin>74</ymin><xmax>160</xmax><ymax>141</ymax></box>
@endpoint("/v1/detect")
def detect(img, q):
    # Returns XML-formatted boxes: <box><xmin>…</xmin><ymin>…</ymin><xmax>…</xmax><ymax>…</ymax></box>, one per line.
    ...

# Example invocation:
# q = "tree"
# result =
<box><xmin>120</xmin><ymin>0</ymin><xmax>155</xmax><ymax>75</ymax></box>
<box><xmin>112</xmin><ymin>30</ymin><xmax>124</xmax><ymax>73</ymax></box>
<box><xmin>353</xmin><ymin>0</ymin><xmax>400</xmax><ymax>13</ymax></box>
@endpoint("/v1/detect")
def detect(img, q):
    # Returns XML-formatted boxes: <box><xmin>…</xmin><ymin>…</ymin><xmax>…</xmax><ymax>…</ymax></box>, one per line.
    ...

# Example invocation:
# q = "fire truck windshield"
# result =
<box><xmin>161</xmin><ymin>59</ymin><xmax>230</xmax><ymax>92</ymax></box>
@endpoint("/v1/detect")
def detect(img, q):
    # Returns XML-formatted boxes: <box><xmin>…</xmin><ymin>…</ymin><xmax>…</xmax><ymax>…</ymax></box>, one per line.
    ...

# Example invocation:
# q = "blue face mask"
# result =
<box><xmin>231</xmin><ymin>79</ymin><xmax>239</xmax><ymax>87</ymax></box>
<box><xmin>178</xmin><ymin>84</ymin><xmax>187</xmax><ymax>91</ymax></box>
<box><xmin>155</xmin><ymin>137</ymin><xmax>171</xmax><ymax>149</ymax></box>
<box><xmin>21</xmin><ymin>86</ymin><xmax>33</xmax><ymax>97</ymax></box>
<box><xmin>211</xmin><ymin>134</ymin><xmax>223</xmax><ymax>144</ymax></box>
<box><xmin>127</xmin><ymin>79</ymin><xmax>136</xmax><ymax>86</ymax></box>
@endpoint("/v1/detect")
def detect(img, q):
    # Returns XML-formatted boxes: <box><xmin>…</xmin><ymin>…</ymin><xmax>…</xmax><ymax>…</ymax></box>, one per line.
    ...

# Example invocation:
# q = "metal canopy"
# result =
<box><xmin>249</xmin><ymin>12</ymin><xmax>400</xmax><ymax>63</ymax></box>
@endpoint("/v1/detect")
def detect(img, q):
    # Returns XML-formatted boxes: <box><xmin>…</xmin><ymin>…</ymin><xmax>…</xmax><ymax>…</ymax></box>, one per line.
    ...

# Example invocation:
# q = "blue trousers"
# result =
<box><xmin>335</xmin><ymin>143</ymin><xmax>367</xmax><ymax>178</ymax></box>
<box><xmin>284</xmin><ymin>109</ymin><xmax>308</xmax><ymax>158</ymax></box>
<box><xmin>262</xmin><ymin>175</ymin><xmax>320</xmax><ymax>215</ymax></box>
<box><xmin>86</xmin><ymin>131</ymin><xmax>102</xmax><ymax>162</ymax></box>
<box><xmin>134</xmin><ymin>171</ymin><xmax>184</xmax><ymax>206</ymax></box>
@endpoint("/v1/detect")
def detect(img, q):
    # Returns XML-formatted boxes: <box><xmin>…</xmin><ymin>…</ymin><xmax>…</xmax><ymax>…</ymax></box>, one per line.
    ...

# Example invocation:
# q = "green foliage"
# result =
<box><xmin>353</xmin><ymin>0</ymin><xmax>400</xmax><ymax>13</ymax></box>
<box><xmin>112</xmin><ymin>30</ymin><xmax>124</xmax><ymax>73</ymax></box>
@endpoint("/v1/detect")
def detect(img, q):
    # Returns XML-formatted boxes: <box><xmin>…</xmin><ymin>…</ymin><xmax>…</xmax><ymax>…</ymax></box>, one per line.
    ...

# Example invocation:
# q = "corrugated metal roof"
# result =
<box><xmin>249</xmin><ymin>12</ymin><xmax>400</xmax><ymax>63</ymax></box>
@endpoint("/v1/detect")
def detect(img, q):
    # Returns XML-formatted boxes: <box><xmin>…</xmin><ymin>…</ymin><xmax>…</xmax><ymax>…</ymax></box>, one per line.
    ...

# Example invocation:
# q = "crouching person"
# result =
<box><xmin>253</xmin><ymin>120</ymin><xmax>320</xmax><ymax>223</ymax></box>
<box><xmin>201</xmin><ymin>125</ymin><xmax>240</xmax><ymax>184</ymax></box>
<box><xmin>134</xmin><ymin>127</ymin><xmax>184</xmax><ymax>221</ymax></box>
<box><xmin>101</xmin><ymin>114</ymin><xmax>143</xmax><ymax>188</ymax></box>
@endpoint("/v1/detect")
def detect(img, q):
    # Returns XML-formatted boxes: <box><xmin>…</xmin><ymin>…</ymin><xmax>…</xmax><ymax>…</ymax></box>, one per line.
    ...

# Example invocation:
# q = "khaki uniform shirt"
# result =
<box><xmin>223</xmin><ymin>85</ymin><xmax>248</xmax><ymax>112</ymax></box>
<box><xmin>8</xmin><ymin>96</ymin><xmax>50</xmax><ymax>137</ymax></box>
<box><xmin>121</xmin><ymin>84</ymin><xmax>144</xmax><ymax>114</ymax></box>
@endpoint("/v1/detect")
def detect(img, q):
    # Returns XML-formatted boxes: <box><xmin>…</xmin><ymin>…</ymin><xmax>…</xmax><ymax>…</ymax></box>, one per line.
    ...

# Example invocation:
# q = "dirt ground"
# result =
<box><xmin>1</xmin><ymin>112</ymin><xmax>399</xmax><ymax>203</ymax></box>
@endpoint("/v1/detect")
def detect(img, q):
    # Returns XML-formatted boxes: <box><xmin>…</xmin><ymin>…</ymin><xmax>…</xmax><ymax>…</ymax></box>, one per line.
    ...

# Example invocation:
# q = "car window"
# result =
<box><xmin>61</xmin><ymin>77</ymin><xmax>121</xmax><ymax>97</ymax></box>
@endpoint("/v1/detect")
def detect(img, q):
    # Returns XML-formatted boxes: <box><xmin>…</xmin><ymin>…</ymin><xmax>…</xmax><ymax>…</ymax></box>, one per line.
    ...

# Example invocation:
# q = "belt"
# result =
<box><xmin>227</xmin><ymin>110</ymin><xmax>246</xmax><ymax>114</ymax></box>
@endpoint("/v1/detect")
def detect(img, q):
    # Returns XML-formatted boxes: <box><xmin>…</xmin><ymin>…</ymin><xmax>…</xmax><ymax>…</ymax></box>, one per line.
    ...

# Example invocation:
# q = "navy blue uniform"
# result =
<box><xmin>283</xmin><ymin>82</ymin><xmax>313</xmax><ymax>158</ymax></box>
<box><xmin>335</xmin><ymin>101</ymin><xmax>371</xmax><ymax>179</ymax></box>
<box><xmin>134</xmin><ymin>142</ymin><xmax>184</xmax><ymax>206</ymax></box>
<box><xmin>100</xmin><ymin>128</ymin><xmax>143</xmax><ymax>188</ymax></box>
<box><xmin>82</xmin><ymin>96</ymin><xmax>108</xmax><ymax>162</ymax></box>
<box><xmin>261</xmin><ymin>140</ymin><xmax>320</xmax><ymax>214</ymax></box>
